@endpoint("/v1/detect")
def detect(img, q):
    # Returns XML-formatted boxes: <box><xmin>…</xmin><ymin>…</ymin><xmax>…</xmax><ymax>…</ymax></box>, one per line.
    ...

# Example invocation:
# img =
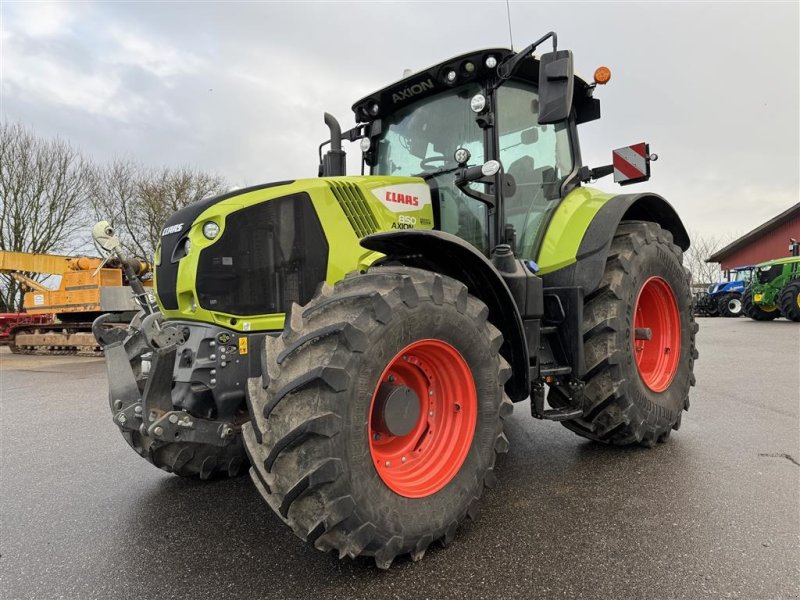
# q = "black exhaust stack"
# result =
<box><xmin>320</xmin><ymin>112</ymin><xmax>346</xmax><ymax>177</ymax></box>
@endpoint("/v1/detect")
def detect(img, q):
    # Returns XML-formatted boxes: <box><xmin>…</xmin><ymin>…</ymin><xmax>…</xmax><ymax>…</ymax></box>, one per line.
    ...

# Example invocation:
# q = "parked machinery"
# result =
<box><xmin>0</xmin><ymin>313</ymin><xmax>51</xmax><ymax>345</ymax></box>
<box><xmin>742</xmin><ymin>257</ymin><xmax>800</xmax><ymax>321</ymax></box>
<box><xmin>710</xmin><ymin>266</ymin><xmax>754</xmax><ymax>317</ymax></box>
<box><xmin>0</xmin><ymin>250</ymin><xmax>151</xmax><ymax>355</ymax></box>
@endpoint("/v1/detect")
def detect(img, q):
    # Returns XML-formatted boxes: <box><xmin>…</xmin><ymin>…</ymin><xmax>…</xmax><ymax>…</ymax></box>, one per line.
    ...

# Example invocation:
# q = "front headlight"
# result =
<box><xmin>202</xmin><ymin>221</ymin><xmax>220</xmax><ymax>240</ymax></box>
<box><xmin>184</xmin><ymin>238</ymin><xmax>192</xmax><ymax>255</ymax></box>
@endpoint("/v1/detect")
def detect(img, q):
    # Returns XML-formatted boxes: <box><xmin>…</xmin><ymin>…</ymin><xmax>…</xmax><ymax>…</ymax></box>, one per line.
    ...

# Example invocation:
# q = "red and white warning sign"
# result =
<box><xmin>613</xmin><ymin>142</ymin><xmax>651</xmax><ymax>185</ymax></box>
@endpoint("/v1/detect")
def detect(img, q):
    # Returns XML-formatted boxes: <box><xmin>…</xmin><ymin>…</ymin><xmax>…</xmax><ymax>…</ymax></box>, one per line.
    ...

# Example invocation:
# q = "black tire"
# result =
<box><xmin>717</xmin><ymin>292</ymin><xmax>743</xmax><ymax>317</ymax></box>
<box><xmin>777</xmin><ymin>281</ymin><xmax>800</xmax><ymax>322</ymax></box>
<box><xmin>691</xmin><ymin>294</ymin><xmax>717</xmax><ymax>317</ymax></box>
<box><xmin>243</xmin><ymin>266</ymin><xmax>512</xmax><ymax>568</ymax></box>
<box><xmin>742</xmin><ymin>285</ymin><xmax>780</xmax><ymax>321</ymax></box>
<box><xmin>550</xmin><ymin>221</ymin><xmax>697</xmax><ymax>446</ymax></box>
<box><xmin>119</xmin><ymin>429</ymin><xmax>248</xmax><ymax>479</ymax></box>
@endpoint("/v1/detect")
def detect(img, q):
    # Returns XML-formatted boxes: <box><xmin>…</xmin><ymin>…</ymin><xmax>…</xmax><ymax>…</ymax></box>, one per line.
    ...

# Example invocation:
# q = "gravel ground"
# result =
<box><xmin>1</xmin><ymin>317</ymin><xmax>798</xmax><ymax>600</ymax></box>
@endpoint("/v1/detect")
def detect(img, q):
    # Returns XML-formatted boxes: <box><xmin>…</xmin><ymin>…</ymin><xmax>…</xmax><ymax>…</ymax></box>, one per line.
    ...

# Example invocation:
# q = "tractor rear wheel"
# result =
<box><xmin>717</xmin><ymin>292</ymin><xmax>743</xmax><ymax>318</ymax></box>
<box><xmin>742</xmin><ymin>285</ymin><xmax>780</xmax><ymax>321</ymax></box>
<box><xmin>777</xmin><ymin>281</ymin><xmax>800</xmax><ymax>321</ymax></box>
<box><xmin>551</xmin><ymin>221</ymin><xmax>697</xmax><ymax>446</ymax></box>
<box><xmin>244</xmin><ymin>266</ymin><xmax>512</xmax><ymax>568</ymax></box>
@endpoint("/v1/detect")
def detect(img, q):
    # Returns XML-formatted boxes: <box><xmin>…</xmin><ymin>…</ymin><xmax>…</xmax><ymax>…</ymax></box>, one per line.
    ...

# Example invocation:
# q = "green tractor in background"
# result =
<box><xmin>93</xmin><ymin>33</ymin><xmax>698</xmax><ymax>568</ymax></box>
<box><xmin>742</xmin><ymin>257</ymin><xmax>800</xmax><ymax>321</ymax></box>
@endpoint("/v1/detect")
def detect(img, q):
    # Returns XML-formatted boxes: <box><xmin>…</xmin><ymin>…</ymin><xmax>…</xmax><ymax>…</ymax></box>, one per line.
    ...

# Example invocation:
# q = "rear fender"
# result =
<box><xmin>360</xmin><ymin>230</ymin><xmax>530</xmax><ymax>402</ymax></box>
<box><xmin>539</xmin><ymin>190</ymin><xmax>689</xmax><ymax>293</ymax></box>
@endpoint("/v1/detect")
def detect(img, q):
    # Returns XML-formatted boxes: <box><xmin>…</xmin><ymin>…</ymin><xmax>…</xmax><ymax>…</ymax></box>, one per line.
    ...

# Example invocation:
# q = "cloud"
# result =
<box><xmin>1</xmin><ymin>1</ymin><xmax>797</xmax><ymax>239</ymax></box>
<box><xmin>5</xmin><ymin>2</ymin><xmax>75</xmax><ymax>38</ymax></box>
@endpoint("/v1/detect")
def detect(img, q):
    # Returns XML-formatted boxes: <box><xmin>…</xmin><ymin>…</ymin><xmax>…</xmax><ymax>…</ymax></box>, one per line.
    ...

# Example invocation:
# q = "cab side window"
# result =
<box><xmin>497</xmin><ymin>81</ymin><xmax>573</xmax><ymax>259</ymax></box>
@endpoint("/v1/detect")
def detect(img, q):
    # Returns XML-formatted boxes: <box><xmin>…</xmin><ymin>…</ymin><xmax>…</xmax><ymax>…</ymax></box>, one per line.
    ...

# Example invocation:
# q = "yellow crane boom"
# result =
<box><xmin>0</xmin><ymin>250</ymin><xmax>104</xmax><ymax>276</ymax></box>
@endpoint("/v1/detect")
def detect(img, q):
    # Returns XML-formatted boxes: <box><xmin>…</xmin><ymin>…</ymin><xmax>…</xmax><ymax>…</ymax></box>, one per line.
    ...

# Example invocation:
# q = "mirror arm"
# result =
<box><xmin>456</xmin><ymin>183</ymin><xmax>496</xmax><ymax>209</ymax></box>
<box><xmin>342</xmin><ymin>124</ymin><xmax>365</xmax><ymax>142</ymax></box>
<box><xmin>578</xmin><ymin>164</ymin><xmax>613</xmax><ymax>183</ymax></box>
<box><xmin>455</xmin><ymin>168</ymin><xmax>497</xmax><ymax>209</ymax></box>
<box><xmin>496</xmin><ymin>31</ymin><xmax>558</xmax><ymax>80</ymax></box>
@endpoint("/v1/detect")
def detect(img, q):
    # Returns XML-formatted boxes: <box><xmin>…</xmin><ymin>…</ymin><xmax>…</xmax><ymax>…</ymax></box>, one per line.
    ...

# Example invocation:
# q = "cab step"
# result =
<box><xmin>529</xmin><ymin>379</ymin><xmax>584</xmax><ymax>421</ymax></box>
<box><xmin>540</xmin><ymin>365</ymin><xmax>572</xmax><ymax>377</ymax></box>
<box><xmin>534</xmin><ymin>407</ymin><xmax>584</xmax><ymax>421</ymax></box>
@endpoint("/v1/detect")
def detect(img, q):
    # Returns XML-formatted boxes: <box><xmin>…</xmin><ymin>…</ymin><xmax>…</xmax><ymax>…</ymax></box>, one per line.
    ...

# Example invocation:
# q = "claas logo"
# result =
<box><xmin>385</xmin><ymin>191</ymin><xmax>419</xmax><ymax>206</ymax></box>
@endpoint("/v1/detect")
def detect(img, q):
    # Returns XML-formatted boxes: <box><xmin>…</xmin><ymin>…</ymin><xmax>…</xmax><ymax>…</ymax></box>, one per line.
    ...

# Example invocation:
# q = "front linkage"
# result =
<box><xmin>92</xmin><ymin>222</ymin><xmax>251</xmax><ymax>478</ymax></box>
<box><xmin>95</xmin><ymin>309</ymin><xmax>253</xmax><ymax>478</ymax></box>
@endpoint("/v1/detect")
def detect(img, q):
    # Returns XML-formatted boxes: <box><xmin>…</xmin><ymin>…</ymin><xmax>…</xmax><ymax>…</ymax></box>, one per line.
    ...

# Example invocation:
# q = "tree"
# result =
<box><xmin>0</xmin><ymin>122</ymin><xmax>89</xmax><ymax>311</ymax></box>
<box><xmin>89</xmin><ymin>161</ymin><xmax>226</xmax><ymax>259</ymax></box>
<box><xmin>685</xmin><ymin>230</ymin><xmax>726</xmax><ymax>286</ymax></box>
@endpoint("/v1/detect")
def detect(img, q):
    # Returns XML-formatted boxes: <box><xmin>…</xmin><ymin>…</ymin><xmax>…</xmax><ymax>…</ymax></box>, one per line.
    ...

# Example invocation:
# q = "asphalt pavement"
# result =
<box><xmin>1</xmin><ymin>317</ymin><xmax>798</xmax><ymax>600</ymax></box>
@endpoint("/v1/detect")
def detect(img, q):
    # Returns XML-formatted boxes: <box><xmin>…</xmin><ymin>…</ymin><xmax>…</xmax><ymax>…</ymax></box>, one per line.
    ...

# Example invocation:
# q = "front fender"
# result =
<box><xmin>360</xmin><ymin>230</ymin><xmax>530</xmax><ymax>402</ymax></box>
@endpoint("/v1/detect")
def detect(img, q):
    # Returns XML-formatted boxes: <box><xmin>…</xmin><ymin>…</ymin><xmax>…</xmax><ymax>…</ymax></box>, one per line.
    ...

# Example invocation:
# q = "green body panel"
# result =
<box><xmin>535</xmin><ymin>186</ymin><xmax>615</xmax><ymax>274</ymax></box>
<box><xmin>154</xmin><ymin>176</ymin><xmax>433</xmax><ymax>332</ymax></box>
<box><xmin>748</xmin><ymin>256</ymin><xmax>800</xmax><ymax>307</ymax></box>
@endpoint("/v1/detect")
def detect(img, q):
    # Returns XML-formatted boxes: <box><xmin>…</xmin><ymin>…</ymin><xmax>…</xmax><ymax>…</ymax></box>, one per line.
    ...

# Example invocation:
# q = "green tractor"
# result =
<box><xmin>742</xmin><ymin>256</ymin><xmax>800</xmax><ymax>321</ymax></box>
<box><xmin>93</xmin><ymin>33</ymin><xmax>698</xmax><ymax>568</ymax></box>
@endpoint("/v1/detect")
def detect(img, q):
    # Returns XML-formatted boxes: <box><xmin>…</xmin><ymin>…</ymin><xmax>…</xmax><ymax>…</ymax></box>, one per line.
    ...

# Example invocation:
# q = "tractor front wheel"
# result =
<box><xmin>717</xmin><ymin>292</ymin><xmax>743</xmax><ymax>317</ymax></box>
<box><xmin>244</xmin><ymin>267</ymin><xmax>512</xmax><ymax>567</ymax></box>
<box><xmin>552</xmin><ymin>221</ymin><xmax>697</xmax><ymax>446</ymax></box>
<box><xmin>777</xmin><ymin>281</ymin><xmax>800</xmax><ymax>321</ymax></box>
<box><xmin>742</xmin><ymin>285</ymin><xmax>780</xmax><ymax>321</ymax></box>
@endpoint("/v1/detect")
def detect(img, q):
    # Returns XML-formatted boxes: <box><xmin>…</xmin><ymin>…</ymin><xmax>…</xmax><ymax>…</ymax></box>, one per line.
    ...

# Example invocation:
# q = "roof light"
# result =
<box><xmin>470</xmin><ymin>93</ymin><xmax>486</xmax><ymax>113</ymax></box>
<box><xmin>369</xmin><ymin>102</ymin><xmax>380</xmax><ymax>115</ymax></box>
<box><xmin>454</xmin><ymin>147</ymin><xmax>471</xmax><ymax>165</ymax></box>
<box><xmin>463</xmin><ymin>61</ymin><xmax>475</xmax><ymax>73</ymax></box>
<box><xmin>360</xmin><ymin>137</ymin><xmax>371</xmax><ymax>152</ymax></box>
<box><xmin>594</xmin><ymin>66</ymin><xmax>611</xmax><ymax>85</ymax></box>
<box><xmin>485</xmin><ymin>55</ymin><xmax>498</xmax><ymax>69</ymax></box>
<box><xmin>444</xmin><ymin>69</ymin><xmax>457</xmax><ymax>84</ymax></box>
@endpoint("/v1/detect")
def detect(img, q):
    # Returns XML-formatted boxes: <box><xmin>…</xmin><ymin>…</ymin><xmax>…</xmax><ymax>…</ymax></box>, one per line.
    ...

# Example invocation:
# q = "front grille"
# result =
<box><xmin>328</xmin><ymin>181</ymin><xmax>379</xmax><ymax>238</ymax></box>
<box><xmin>195</xmin><ymin>193</ymin><xmax>328</xmax><ymax>316</ymax></box>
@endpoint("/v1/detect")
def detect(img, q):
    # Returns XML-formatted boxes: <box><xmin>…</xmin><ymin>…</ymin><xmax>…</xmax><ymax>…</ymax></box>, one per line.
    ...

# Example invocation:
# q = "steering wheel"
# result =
<box><xmin>419</xmin><ymin>155</ymin><xmax>447</xmax><ymax>171</ymax></box>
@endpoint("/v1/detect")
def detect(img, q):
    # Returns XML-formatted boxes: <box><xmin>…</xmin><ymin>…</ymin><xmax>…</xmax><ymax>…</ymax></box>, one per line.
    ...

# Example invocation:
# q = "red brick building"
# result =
<box><xmin>707</xmin><ymin>203</ymin><xmax>800</xmax><ymax>270</ymax></box>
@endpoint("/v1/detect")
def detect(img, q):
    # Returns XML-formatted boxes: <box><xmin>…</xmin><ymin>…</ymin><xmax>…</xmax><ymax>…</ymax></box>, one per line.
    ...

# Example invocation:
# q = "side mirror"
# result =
<box><xmin>538</xmin><ymin>50</ymin><xmax>574</xmax><ymax>124</ymax></box>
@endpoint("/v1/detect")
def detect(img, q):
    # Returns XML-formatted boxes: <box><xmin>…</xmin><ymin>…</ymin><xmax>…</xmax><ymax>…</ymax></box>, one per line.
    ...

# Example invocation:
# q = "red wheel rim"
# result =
<box><xmin>633</xmin><ymin>276</ymin><xmax>681</xmax><ymax>392</ymax></box>
<box><xmin>368</xmin><ymin>339</ymin><xmax>477</xmax><ymax>498</ymax></box>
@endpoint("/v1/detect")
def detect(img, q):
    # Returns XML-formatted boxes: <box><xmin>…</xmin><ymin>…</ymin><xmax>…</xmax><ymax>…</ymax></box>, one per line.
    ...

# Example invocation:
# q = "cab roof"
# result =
<box><xmin>352</xmin><ymin>47</ymin><xmax>600</xmax><ymax>125</ymax></box>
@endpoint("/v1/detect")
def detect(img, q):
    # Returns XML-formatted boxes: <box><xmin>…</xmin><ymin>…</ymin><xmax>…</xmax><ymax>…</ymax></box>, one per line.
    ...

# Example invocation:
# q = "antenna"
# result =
<box><xmin>505</xmin><ymin>0</ymin><xmax>514</xmax><ymax>51</ymax></box>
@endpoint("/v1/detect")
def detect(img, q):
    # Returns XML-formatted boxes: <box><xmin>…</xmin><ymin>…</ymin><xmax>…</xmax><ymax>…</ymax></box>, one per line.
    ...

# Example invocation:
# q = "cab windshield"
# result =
<box><xmin>373</xmin><ymin>83</ymin><xmax>489</xmax><ymax>253</ymax></box>
<box><xmin>757</xmin><ymin>265</ymin><xmax>782</xmax><ymax>283</ymax></box>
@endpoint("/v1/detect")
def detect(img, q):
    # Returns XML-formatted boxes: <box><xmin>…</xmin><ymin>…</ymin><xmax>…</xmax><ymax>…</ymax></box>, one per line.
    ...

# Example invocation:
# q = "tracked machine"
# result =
<box><xmin>0</xmin><ymin>250</ymin><xmax>150</xmax><ymax>355</ymax></box>
<box><xmin>95</xmin><ymin>33</ymin><xmax>698</xmax><ymax>567</ymax></box>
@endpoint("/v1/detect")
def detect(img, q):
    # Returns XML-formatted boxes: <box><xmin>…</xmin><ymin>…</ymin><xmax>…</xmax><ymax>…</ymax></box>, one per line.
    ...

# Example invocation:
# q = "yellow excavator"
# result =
<box><xmin>0</xmin><ymin>250</ymin><xmax>151</xmax><ymax>355</ymax></box>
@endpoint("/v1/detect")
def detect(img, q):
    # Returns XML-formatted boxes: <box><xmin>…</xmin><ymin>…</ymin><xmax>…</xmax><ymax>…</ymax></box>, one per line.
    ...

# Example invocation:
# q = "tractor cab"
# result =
<box><xmin>322</xmin><ymin>34</ymin><xmax>604</xmax><ymax>261</ymax></box>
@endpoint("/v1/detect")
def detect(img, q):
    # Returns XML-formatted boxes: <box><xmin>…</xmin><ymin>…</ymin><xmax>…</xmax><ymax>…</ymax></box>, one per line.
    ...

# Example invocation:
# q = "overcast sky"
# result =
<box><xmin>2</xmin><ymin>1</ymin><xmax>798</xmax><ymax>241</ymax></box>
